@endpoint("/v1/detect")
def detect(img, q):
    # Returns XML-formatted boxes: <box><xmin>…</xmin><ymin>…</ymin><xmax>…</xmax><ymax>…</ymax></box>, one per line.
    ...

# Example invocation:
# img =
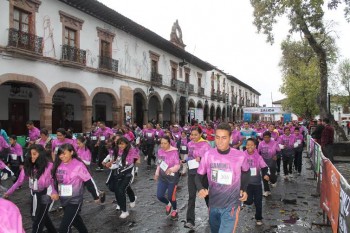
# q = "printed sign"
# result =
<box><xmin>339</xmin><ymin>176</ymin><xmax>350</xmax><ymax>233</ymax></box>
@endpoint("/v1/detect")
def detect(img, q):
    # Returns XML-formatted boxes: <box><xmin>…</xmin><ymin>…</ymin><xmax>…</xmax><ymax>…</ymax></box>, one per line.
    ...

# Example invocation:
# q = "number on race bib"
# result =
<box><xmin>59</xmin><ymin>184</ymin><xmax>73</xmax><ymax>197</ymax></box>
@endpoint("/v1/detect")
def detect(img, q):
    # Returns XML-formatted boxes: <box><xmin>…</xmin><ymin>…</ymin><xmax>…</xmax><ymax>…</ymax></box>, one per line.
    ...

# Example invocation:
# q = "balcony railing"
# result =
<box><xmin>187</xmin><ymin>83</ymin><xmax>194</xmax><ymax>94</ymax></box>
<box><xmin>151</xmin><ymin>72</ymin><xmax>163</xmax><ymax>86</ymax></box>
<box><xmin>198</xmin><ymin>87</ymin><xmax>204</xmax><ymax>96</ymax></box>
<box><xmin>171</xmin><ymin>79</ymin><xmax>187</xmax><ymax>92</ymax></box>
<box><xmin>8</xmin><ymin>28</ymin><xmax>43</xmax><ymax>54</ymax></box>
<box><xmin>61</xmin><ymin>44</ymin><xmax>86</xmax><ymax>65</ymax></box>
<box><xmin>211</xmin><ymin>90</ymin><xmax>217</xmax><ymax>100</ymax></box>
<box><xmin>217</xmin><ymin>91</ymin><xmax>223</xmax><ymax>102</ymax></box>
<box><xmin>99</xmin><ymin>56</ymin><xmax>118</xmax><ymax>72</ymax></box>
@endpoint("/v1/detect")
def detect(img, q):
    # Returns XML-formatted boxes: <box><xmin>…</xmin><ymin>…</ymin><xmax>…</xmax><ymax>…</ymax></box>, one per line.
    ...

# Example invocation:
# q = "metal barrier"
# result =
<box><xmin>306</xmin><ymin>135</ymin><xmax>350</xmax><ymax>233</ymax></box>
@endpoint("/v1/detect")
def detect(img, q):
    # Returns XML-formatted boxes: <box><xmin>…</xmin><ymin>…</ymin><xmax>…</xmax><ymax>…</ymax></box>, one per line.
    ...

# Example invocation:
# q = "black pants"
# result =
<box><xmin>245</xmin><ymin>184</ymin><xmax>263</xmax><ymax>220</ymax></box>
<box><xmin>145</xmin><ymin>143</ymin><xmax>156</xmax><ymax>166</ymax></box>
<box><xmin>11</xmin><ymin>165</ymin><xmax>20</xmax><ymax>183</ymax></box>
<box><xmin>115</xmin><ymin>174</ymin><xmax>135</xmax><ymax>212</ymax></box>
<box><xmin>89</xmin><ymin>140</ymin><xmax>98</xmax><ymax>163</ymax></box>
<box><xmin>294</xmin><ymin>150</ymin><xmax>303</xmax><ymax>173</ymax></box>
<box><xmin>97</xmin><ymin>142</ymin><xmax>107</xmax><ymax>169</ymax></box>
<box><xmin>283</xmin><ymin>155</ymin><xmax>294</xmax><ymax>176</ymax></box>
<box><xmin>276</xmin><ymin>154</ymin><xmax>281</xmax><ymax>173</ymax></box>
<box><xmin>32</xmin><ymin>201</ymin><xmax>57</xmax><ymax>233</ymax></box>
<box><xmin>263</xmin><ymin>160</ymin><xmax>277</xmax><ymax>192</ymax></box>
<box><xmin>186</xmin><ymin>173</ymin><xmax>209</xmax><ymax>225</ymax></box>
<box><xmin>59</xmin><ymin>203</ymin><xmax>88</xmax><ymax>233</ymax></box>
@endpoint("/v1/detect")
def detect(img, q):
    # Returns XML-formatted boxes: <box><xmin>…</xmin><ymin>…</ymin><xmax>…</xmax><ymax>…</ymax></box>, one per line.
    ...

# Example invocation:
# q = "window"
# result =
<box><xmin>184</xmin><ymin>67</ymin><xmax>190</xmax><ymax>83</ymax></box>
<box><xmin>13</xmin><ymin>8</ymin><xmax>30</xmax><ymax>33</ymax></box>
<box><xmin>149</xmin><ymin>51</ymin><xmax>160</xmax><ymax>74</ymax></box>
<box><xmin>197</xmin><ymin>72</ymin><xmax>202</xmax><ymax>87</ymax></box>
<box><xmin>170</xmin><ymin>60</ymin><xmax>178</xmax><ymax>80</ymax></box>
<box><xmin>64</xmin><ymin>27</ymin><xmax>76</xmax><ymax>47</ymax></box>
<box><xmin>100</xmin><ymin>40</ymin><xmax>111</xmax><ymax>58</ymax></box>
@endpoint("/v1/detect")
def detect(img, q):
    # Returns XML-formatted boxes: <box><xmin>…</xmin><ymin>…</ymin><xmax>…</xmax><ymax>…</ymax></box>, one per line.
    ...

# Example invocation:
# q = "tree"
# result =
<box><xmin>338</xmin><ymin>59</ymin><xmax>350</xmax><ymax>102</ymax></box>
<box><xmin>279</xmin><ymin>39</ymin><xmax>320</xmax><ymax>120</ymax></box>
<box><xmin>250</xmin><ymin>0</ymin><xmax>348</xmax><ymax>140</ymax></box>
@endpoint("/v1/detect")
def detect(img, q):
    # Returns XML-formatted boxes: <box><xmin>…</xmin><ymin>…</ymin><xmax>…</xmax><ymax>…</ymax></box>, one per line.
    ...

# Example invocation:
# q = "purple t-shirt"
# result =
<box><xmin>0</xmin><ymin>136</ymin><xmax>10</xmax><ymax>151</ymax></box>
<box><xmin>51</xmin><ymin>138</ymin><xmax>76</xmax><ymax>153</ymax></box>
<box><xmin>258</xmin><ymin>140</ymin><xmax>280</xmax><ymax>160</ymax></box>
<box><xmin>157</xmin><ymin>147</ymin><xmax>180</xmax><ymax>182</ymax></box>
<box><xmin>278</xmin><ymin>134</ymin><xmax>296</xmax><ymax>150</ymax></box>
<box><xmin>56</xmin><ymin>158</ymin><xmax>94</xmax><ymax>206</ymax></box>
<box><xmin>77</xmin><ymin>147</ymin><xmax>92</xmax><ymax>165</ymax></box>
<box><xmin>244</xmin><ymin>150</ymin><xmax>268</xmax><ymax>185</ymax></box>
<box><xmin>187</xmin><ymin>140</ymin><xmax>211</xmax><ymax>174</ymax></box>
<box><xmin>29</xmin><ymin>127</ymin><xmax>40</xmax><ymax>141</ymax></box>
<box><xmin>117</xmin><ymin>147</ymin><xmax>140</xmax><ymax>165</ymax></box>
<box><xmin>197</xmin><ymin>148</ymin><xmax>250</xmax><ymax>208</ymax></box>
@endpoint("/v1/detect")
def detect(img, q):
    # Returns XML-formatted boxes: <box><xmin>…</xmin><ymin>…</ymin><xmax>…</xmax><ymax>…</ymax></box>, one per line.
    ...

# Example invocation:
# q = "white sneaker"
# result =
<box><xmin>284</xmin><ymin>175</ymin><xmax>289</xmax><ymax>180</ymax></box>
<box><xmin>144</xmin><ymin>155</ymin><xmax>148</xmax><ymax>161</ymax></box>
<box><xmin>263</xmin><ymin>191</ymin><xmax>271</xmax><ymax>197</ymax></box>
<box><xmin>1</xmin><ymin>173</ymin><xmax>8</xmax><ymax>181</ymax></box>
<box><xmin>116</xmin><ymin>205</ymin><xmax>120</xmax><ymax>210</ymax></box>
<box><xmin>130</xmin><ymin>196</ymin><xmax>137</xmax><ymax>208</ymax></box>
<box><xmin>289</xmin><ymin>174</ymin><xmax>294</xmax><ymax>179</ymax></box>
<box><xmin>120</xmin><ymin>211</ymin><xmax>129</xmax><ymax>219</ymax></box>
<box><xmin>271</xmin><ymin>183</ymin><xmax>277</xmax><ymax>188</ymax></box>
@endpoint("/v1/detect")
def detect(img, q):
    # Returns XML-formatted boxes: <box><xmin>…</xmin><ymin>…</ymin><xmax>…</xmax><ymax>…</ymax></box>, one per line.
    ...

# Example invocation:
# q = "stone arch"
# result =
<box><xmin>133</xmin><ymin>88</ymin><xmax>148</xmax><ymax>103</ymax></box>
<box><xmin>148</xmin><ymin>92</ymin><xmax>163</xmax><ymax>110</ymax></box>
<box><xmin>188</xmin><ymin>98</ymin><xmax>195</xmax><ymax>108</ymax></box>
<box><xmin>210</xmin><ymin>104</ymin><xmax>215</xmax><ymax>121</ymax></box>
<box><xmin>0</xmin><ymin>73</ymin><xmax>49</xmax><ymax>103</ymax></box>
<box><xmin>90</xmin><ymin>87</ymin><xmax>120</xmax><ymax>105</ymax></box>
<box><xmin>163</xmin><ymin>94</ymin><xmax>175</xmax><ymax>112</ymax></box>
<box><xmin>216</xmin><ymin>106</ymin><xmax>222</xmax><ymax>120</ymax></box>
<box><xmin>197</xmin><ymin>100</ymin><xmax>203</xmax><ymax>109</ymax></box>
<box><xmin>49</xmin><ymin>82</ymin><xmax>90</xmax><ymax>106</ymax></box>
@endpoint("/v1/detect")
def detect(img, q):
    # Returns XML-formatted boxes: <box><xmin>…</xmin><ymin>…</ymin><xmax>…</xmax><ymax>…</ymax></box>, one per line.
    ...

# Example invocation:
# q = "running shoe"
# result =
<box><xmin>166</xmin><ymin>204</ymin><xmax>172</xmax><ymax>215</ymax></box>
<box><xmin>120</xmin><ymin>211</ymin><xmax>129</xmax><ymax>219</ymax></box>
<box><xmin>256</xmin><ymin>220</ymin><xmax>263</xmax><ymax>226</ymax></box>
<box><xmin>284</xmin><ymin>175</ymin><xmax>289</xmax><ymax>180</ymax></box>
<box><xmin>116</xmin><ymin>205</ymin><xmax>120</xmax><ymax>210</ymax></box>
<box><xmin>271</xmin><ymin>183</ymin><xmax>277</xmax><ymax>188</ymax></box>
<box><xmin>170</xmin><ymin>210</ymin><xmax>178</xmax><ymax>220</ymax></box>
<box><xmin>1</xmin><ymin>173</ymin><xmax>8</xmax><ymax>181</ymax></box>
<box><xmin>144</xmin><ymin>155</ymin><xmax>148</xmax><ymax>161</ymax></box>
<box><xmin>263</xmin><ymin>191</ymin><xmax>271</xmax><ymax>197</ymax></box>
<box><xmin>184</xmin><ymin>222</ymin><xmax>195</xmax><ymax>229</ymax></box>
<box><xmin>289</xmin><ymin>174</ymin><xmax>293</xmax><ymax>179</ymax></box>
<box><xmin>130</xmin><ymin>196</ymin><xmax>137</xmax><ymax>208</ymax></box>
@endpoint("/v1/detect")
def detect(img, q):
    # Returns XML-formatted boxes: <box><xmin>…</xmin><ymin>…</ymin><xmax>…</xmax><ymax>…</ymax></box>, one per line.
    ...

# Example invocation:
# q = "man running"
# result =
<box><xmin>196</xmin><ymin>123</ymin><xmax>250</xmax><ymax>233</ymax></box>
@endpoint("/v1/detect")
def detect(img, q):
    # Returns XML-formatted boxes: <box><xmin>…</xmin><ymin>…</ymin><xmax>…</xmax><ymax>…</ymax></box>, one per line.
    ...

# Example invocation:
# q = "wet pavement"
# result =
<box><xmin>1</xmin><ymin>152</ymin><xmax>332</xmax><ymax>233</ymax></box>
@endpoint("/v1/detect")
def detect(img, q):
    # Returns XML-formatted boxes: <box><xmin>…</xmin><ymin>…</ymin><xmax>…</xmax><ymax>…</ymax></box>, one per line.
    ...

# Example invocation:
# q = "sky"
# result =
<box><xmin>99</xmin><ymin>0</ymin><xmax>350</xmax><ymax>107</ymax></box>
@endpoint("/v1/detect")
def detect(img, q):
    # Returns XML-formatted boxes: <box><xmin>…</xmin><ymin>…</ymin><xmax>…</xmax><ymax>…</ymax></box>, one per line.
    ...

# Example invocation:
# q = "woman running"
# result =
<box><xmin>155</xmin><ymin>136</ymin><xmax>181</xmax><ymax>221</ymax></box>
<box><xmin>76</xmin><ymin>136</ymin><xmax>92</xmax><ymax>166</ymax></box>
<box><xmin>4</xmin><ymin>144</ymin><xmax>57</xmax><ymax>233</ymax></box>
<box><xmin>51</xmin><ymin>143</ymin><xmax>104</xmax><ymax>233</ymax></box>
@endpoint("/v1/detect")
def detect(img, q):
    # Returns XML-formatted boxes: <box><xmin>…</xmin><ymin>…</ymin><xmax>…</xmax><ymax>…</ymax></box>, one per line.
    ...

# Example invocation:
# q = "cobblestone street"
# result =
<box><xmin>1</xmin><ymin>152</ymin><xmax>331</xmax><ymax>233</ymax></box>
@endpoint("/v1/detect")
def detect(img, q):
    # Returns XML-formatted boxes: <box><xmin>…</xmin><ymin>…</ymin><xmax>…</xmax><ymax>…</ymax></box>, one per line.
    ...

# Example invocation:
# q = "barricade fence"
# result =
<box><xmin>306</xmin><ymin>135</ymin><xmax>350</xmax><ymax>233</ymax></box>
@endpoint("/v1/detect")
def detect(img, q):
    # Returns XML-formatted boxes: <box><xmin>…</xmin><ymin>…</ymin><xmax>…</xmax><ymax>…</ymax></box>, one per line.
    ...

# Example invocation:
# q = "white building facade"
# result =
<box><xmin>0</xmin><ymin>0</ymin><xmax>260</xmax><ymax>135</ymax></box>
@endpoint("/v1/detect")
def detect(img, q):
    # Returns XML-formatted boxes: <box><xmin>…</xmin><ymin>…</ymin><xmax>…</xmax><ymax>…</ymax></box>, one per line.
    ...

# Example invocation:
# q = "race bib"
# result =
<box><xmin>271</xmin><ymin>137</ymin><xmax>275</xmax><ymax>141</ymax></box>
<box><xmin>250</xmin><ymin>167</ymin><xmax>257</xmax><ymax>176</ymax></box>
<box><xmin>212</xmin><ymin>170</ymin><xmax>233</xmax><ymax>185</ymax></box>
<box><xmin>155</xmin><ymin>132</ymin><xmax>159</xmax><ymax>136</ymax></box>
<box><xmin>147</xmin><ymin>133</ymin><xmax>152</xmax><ymax>138</ymax></box>
<box><xmin>100</xmin><ymin>136</ymin><xmax>106</xmax><ymax>141</ymax></box>
<box><xmin>246</xmin><ymin>136</ymin><xmax>251</xmax><ymax>139</ymax></box>
<box><xmin>55</xmin><ymin>147</ymin><xmax>59</xmax><ymax>153</ymax></box>
<box><xmin>175</xmin><ymin>135</ymin><xmax>179</xmax><ymax>138</ymax></box>
<box><xmin>188</xmin><ymin>159</ymin><xmax>199</xmax><ymax>170</ymax></box>
<box><xmin>181</xmin><ymin>146</ymin><xmax>187</xmax><ymax>151</ymax></box>
<box><xmin>279</xmin><ymin>144</ymin><xmax>285</xmax><ymax>149</ymax></box>
<box><xmin>257</xmin><ymin>133</ymin><xmax>262</xmax><ymax>137</ymax></box>
<box><xmin>91</xmin><ymin>136</ymin><xmax>97</xmax><ymax>140</ymax></box>
<box><xmin>11</xmin><ymin>154</ymin><xmax>17</xmax><ymax>160</ymax></box>
<box><xmin>29</xmin><ymin>178</ymin><xmax>38</xmax><ymax>191</ymax></box>
<box><xmin>297</xmin><ymin>140</ymin><xmax>301</xmax><ymax>144</ymax></box>
<box><xmin>294</xmin><ymin>142</ymin><xmax>299</xmax><ymax>148</ymax></box>
<box><xmin>59</xmin><ymin>184</ymin><xmax>73</xmax><ymax>197</ymax></box>
<box><xmin>160</xmin><ymin>161</ymin><xmax>168</xmax><ymax>172</ymax></box>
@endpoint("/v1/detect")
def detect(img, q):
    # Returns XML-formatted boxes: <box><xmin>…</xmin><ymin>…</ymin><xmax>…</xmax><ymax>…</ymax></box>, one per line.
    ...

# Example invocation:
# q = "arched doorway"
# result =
<box><xmin>188</xmin><ymin>99</ymin><xmax>195</xmax><ymax>123</ymax></box>
<box><xmin>92</xmin><ymin>93</ymin><xmax>116</xmax><ymax>128</ymax></box>
<box><xmin>133</xmin><ymin>91</ymin><xmax>147</xmax><ymax>127</ymax></box>
<box><xmin>163</xmin><ymin>95</ymin><xmax>174</xmax><ymax>127</ymax></box>
<box><xmin>148</xmin><ymin>94</ymin><xmax>161</xmax><ymax>124</ymax></box>
<box><xmin>210</xmin><ymin>105</ymin><xmax>215</xmax><ymax>122</ymax></box>
<box><xmin>204</xmin><ymin>101</ymin><xmax>209</xmax><ymax>122</ymax></box>
<box><xmin>222</xmin><ymin>107</ymin><xmax>226</xmax><ymax>122</ymax></box>
<box><xmin>179</xmin><ymin>96</ymin><xmax>187</xmax><ymax>125</ymax></box>
<box><xmin>216</xmin><ymin>106</ymin><xmax>221</xmax><ymax>121</ymax></box>
<box><xmin>233</xmin><ymin>107</ymin><xmax>236</xmax><ymax>122</ymax></box>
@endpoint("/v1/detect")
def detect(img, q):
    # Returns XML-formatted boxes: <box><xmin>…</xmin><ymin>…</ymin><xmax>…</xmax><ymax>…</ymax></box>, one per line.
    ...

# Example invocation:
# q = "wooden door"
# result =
<box><xmin>8</xmin><ymin>99</ymin><xmax>29</xmax><ymax>135</ymax></box>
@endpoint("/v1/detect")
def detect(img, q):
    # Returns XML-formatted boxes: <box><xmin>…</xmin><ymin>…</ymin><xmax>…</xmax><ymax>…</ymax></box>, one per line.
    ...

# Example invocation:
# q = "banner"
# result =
<box><xmin>124</xmin><ymin>105</ymin><xmax>132</xmax><ymax>125</ymax></box>
<box><xmin>320</xmin><ymin>159</ymin><xmax>341</xmax><ymax>233</ymax></box>
<box><xmin>243</xmin><ymin>113</ymin><xmax>252</xmax><ymax>122</ymax></box>
<box><xmin>243</xmin><ymin>107</ymin><xmax>286</xmax><ymax>114</ymax></box>
<box><xmin>283</xmin><ymin>113</ymin><xmax>292</xmax><ymax>123</ymax></box>
<box><xmin>195</xmin><ymin>108</ymin><xmax>204</xmax><ymax>123</ymax></box>
<box><xmin>339</xmin><ymin>176</ymin><xmax>350</xmax><ymax>233</ymax></box>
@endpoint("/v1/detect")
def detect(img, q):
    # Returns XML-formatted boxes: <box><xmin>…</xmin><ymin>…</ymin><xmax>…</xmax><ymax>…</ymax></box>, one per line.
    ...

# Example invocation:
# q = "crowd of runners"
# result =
<box><xmin>0</xmin><ymin>118</ymin><xmax>315</xmax><ymax>233</ymax></box>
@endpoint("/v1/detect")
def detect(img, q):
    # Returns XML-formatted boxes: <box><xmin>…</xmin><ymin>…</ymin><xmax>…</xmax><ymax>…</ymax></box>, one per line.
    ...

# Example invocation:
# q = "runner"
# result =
<box><xmin>51</xmin><ymin>128</ymin><xmax>76</xmax><ymax>162</ymax></box>
<box><xmin>244</xmin><ymin>138</ymin><xmax>269</xmax><ymax>225</ymax></box>
<box><xmin>8</xmin><ymin>135</ymin><xmax>24</xmax><ymax>183</ymax></box>
<box><xmin>196</xmin><ymin>123</ymin><xmax>250</xmax><ymax>233</ymax></box>
<box><xmin>240</xmin><ymin>122</ymin><xmax>256</xmax><ymax>151</ymax></box>
<box><xmin>51</xmin><ymin>143</ymin><xmax>105</xmax><ymax>233</ymax></box>
<box><xmin>143</xmin><ymin>123</ymin><xmax>156</xmax><ymax>170</ymax></box>
<box><xmin>76</xmin><ymin>136</ymin><xmax>92</xmax><ymax>166</ymax></box>
<box><xmin>185</xmin><ymin>126</ymin><xmax>211</xmax><ymax>229</ymax></box>
<box><xmin>179</xmin><ymin>131</ymin><xmax>189</xmax><ymax>175</ymax></box>
<box><xmin>26</xmin><ymin>120</ymin><xmax>41</xmax><ymax>147</ymax></box>
<box><xmin>278</xmin><ymin>127</ymin><xmax>296</xmax><ymax>180</ymax></box>
<box><xmin>258</xmin><ymin>131</ymin><xmax>280</xmax><ymax>196</ymax></box>
<box><xmin>154</xmin><ymin>136</ymin><xmax>180</xmax><ymax>221</ymax></box>
<box><xmin>95</xmin><ymin>121</ymin><xmax>114</xmax><ymax>171</ymax></box>
<box><xmin>4</xmin><ymin>144</ymin><xmax>57</xmax><ymax>233</ymax></box>
<box><xmin>106</xmin><ymin>137</ymin><xmax>139</xmax><ymax>218</ymax></box>
<box><xmin>0</xmin><ymin>198</ymin><xmax>25</xmax><ymax>233</ymax></box>
<box><xmin>293</xmin><ymin>127</ymin><xmax>304</xmax><ymax>175</ymax></box>
<box><xmin>35</xmin><ymin>128</ymin><xmax>53</xmax><ymax>160</ymax></box>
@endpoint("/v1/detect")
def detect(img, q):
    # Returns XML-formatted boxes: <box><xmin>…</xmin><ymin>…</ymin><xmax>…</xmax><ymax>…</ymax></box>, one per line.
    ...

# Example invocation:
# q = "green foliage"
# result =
<box><xmin>337</xmin><ymin>58</ymin><xmax>350</xmax><ymax>104</ymax></box>
<box><xmin>279</xmin><ymin>39</ymin><xmax>320</xmax><ymax>119</ymax></box>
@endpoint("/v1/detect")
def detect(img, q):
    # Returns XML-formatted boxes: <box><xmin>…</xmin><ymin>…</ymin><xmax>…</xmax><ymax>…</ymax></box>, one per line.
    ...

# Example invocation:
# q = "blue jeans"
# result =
<box><xmin>156</xmin><ymin>179</ymin><xmax>177</xmax><ymax>210</ymax></box>
<box><xmin>209</xmin><ymin>206</ymin><xmax>241</xmax><ymax>233</ymax></box>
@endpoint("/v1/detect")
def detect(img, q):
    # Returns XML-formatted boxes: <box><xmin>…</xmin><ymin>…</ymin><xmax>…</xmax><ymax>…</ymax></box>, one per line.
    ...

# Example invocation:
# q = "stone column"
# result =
<box><xmin>115</xmin><ymin>106</ymin><xmax>122</xmax><ymax>126</ymax></box>
<box><xmin>81</xmin><ymin>105</ymin><xmax>93</xmax><ymax>133</ymax></box>
<box><xmin>171</xmin><ymin>111</ymin><xmax>176</xmax><ymax>125</ymax></box>
<box><xmin>39</xmin><ymin>102</ymin><xmax>53</xmax><ymax>133</ymax></box>
<box><xmin>112</xmin><ymin>105</ymin><xmax>119</xmax><ymax>126</ymax></box>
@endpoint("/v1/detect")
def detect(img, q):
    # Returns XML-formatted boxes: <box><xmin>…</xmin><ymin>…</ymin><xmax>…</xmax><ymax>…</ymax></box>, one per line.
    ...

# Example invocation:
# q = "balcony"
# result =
<box><xmin>7</xmin><ymin>28</ymin><xmax>43</xmax><ymax>56</ymax></box>
<box><xmin>150</xmin><ymin>72</ymin><xmax>163</xmax><ymax>86</ymax></box>
<box><xmin>187</xmin><ymin>83</ymin><xmax>194</xmax><ymax>94</ymax></box>
<box><xmin>171</xmin><ymin>79</ymin><xmax>187</xmax><ymax>93</ymax></box>
<box><xmin>99</xmin><ymin>56</ymin><xmax>118</xmax><ymax>73</ymax></box>
<box><xmin>211</xmin><ymin>89</ymin><xmax>217</xmax><ymax>100</ymax></box>
<box><xmin>217</xmin><ymin>91</ymin><xmax>223</xmax><ymax>102</ymax></box>
<box><xmin>61</xmin><ymin>44</ymin><xmax>86</xmax><ymax>67</ymax></box>
<box><xmin>198</xmin><ymin>87</ymin><xmax>204</xmax><ymax>96</ymax></box>
<box><xmin>231</xmin><ymin>95</ymin><xmax>237</xmax><ymax>104</ymax></box>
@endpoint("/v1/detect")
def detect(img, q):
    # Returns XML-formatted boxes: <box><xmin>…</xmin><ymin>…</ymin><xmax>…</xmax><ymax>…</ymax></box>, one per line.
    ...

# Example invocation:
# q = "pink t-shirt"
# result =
<box><xmin>77</xmin><ymin>147</ymin><xmax>92</xmax><ymax>165</ymax></box>
<box><xmin>197</xmin><ymin>148</ymin><xmax>250</xmax><ymax>208</ymax></box>
<box><xmin>258</xmin><ymin>140</ymin><xmax>280</xmax><ymax>160</ymax></box>
<box><xmin>0</xmin><ymin>199</ymin><xmax>25</xmax><ymax>233</ymax></box>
